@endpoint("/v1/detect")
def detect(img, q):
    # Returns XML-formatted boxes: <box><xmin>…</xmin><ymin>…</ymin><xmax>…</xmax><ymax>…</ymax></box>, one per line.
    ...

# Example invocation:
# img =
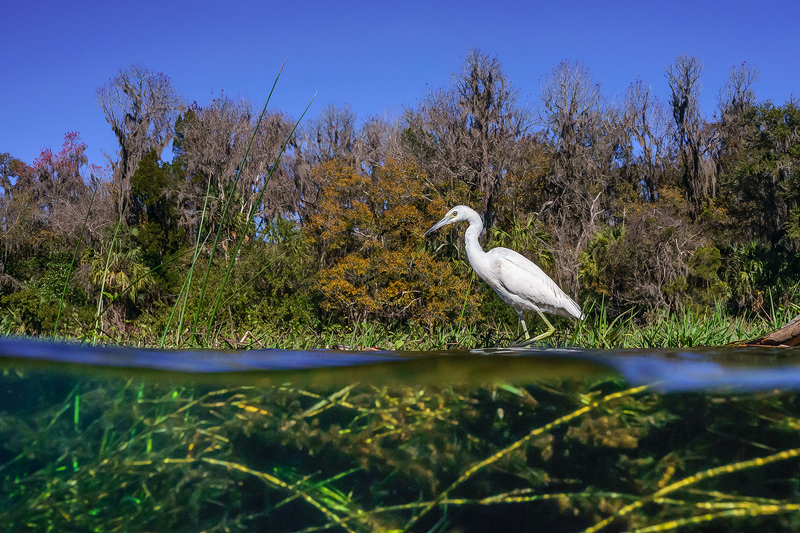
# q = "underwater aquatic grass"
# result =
<box><xmin>404</xmin><ymin>384</ymin><xmax>651</xmax><ymax>530</ymax></box>
<box><xmin>6</xmin><ymin>370</ymin><xmax>800</xmax><ymax>532</ymax></box>
<box><xmin>582</xmin><ymin>446</ymin><xmax>800</xmax><ymax>533</ymax></box>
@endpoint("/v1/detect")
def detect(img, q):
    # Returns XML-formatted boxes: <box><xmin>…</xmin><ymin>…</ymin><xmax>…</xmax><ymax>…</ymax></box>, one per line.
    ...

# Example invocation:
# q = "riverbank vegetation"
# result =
<box><xmin>1</xmin><ymin>51</ymin><xmax>799</xmax><ymax>346</ymax></box>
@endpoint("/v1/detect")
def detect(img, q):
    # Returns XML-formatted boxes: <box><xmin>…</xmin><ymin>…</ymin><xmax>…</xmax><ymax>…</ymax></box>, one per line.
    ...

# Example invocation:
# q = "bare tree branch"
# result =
<box><xmin>96</xmin><ymin>64</ymin><xmax>184</xmax><ymax>219</ymax></box>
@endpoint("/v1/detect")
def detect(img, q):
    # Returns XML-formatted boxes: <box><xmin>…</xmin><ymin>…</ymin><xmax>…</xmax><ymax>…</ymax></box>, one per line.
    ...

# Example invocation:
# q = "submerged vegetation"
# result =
<box><xmin>3</xmin><ymin>345</ymin><xmax>800</xmax><ymax>532</ymax></box>
<box><xmin>1</xmin><ymin>52</ymin><xmax>800</xmax><ymax>532</ymax></box>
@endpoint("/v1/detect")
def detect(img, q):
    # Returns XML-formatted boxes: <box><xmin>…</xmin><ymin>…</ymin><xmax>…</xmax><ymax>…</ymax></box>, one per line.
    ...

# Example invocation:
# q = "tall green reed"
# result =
<box><xmin>190</xmin><ymin>64</ymin><xmax>288</xmax><ymax>332</ymax></box>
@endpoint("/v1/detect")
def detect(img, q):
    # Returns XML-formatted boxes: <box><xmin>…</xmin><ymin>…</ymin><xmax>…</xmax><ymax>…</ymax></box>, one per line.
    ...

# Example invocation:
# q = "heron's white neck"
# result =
<box><xmin>462</xmin><ymin>209</ymin><xmax>489</xmax><ymax>274</ymax></box>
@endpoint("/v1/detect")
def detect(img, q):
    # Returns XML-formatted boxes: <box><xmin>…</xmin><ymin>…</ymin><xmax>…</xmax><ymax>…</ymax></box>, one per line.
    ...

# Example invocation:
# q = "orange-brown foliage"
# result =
<box><xmin>305</xmin><ymin>159</ymin><xmax>480</xmax><ymax>328</ymax></box>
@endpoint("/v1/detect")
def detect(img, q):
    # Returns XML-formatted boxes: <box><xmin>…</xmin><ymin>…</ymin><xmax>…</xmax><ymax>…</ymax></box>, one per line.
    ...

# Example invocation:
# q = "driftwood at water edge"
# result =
<box><xmin>743</xmin><ymin>313</ymin><xmax>800</xmax><ymax>347</ymax></box>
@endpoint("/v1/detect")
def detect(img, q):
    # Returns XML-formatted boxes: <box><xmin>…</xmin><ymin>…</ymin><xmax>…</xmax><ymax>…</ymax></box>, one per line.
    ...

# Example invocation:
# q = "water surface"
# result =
<box><xmin>2</xmin><ymin>337</ymin><xmax>800</xmax><ymax>392</ymax></box>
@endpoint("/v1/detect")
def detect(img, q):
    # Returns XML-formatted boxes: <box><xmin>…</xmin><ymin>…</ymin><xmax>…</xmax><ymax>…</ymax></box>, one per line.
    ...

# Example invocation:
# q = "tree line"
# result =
<box><xmin>1</xmin><ymin>50</ymin><xmax>798</xmax><ymax>339</ymax></box>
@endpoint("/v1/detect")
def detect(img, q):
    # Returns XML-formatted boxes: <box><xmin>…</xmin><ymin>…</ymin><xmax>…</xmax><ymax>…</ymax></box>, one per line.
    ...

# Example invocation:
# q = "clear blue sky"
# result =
<box><xmin>3</xmin><ymin>0</ymin><xmax>798</xmax><ymax>167</ymax></box>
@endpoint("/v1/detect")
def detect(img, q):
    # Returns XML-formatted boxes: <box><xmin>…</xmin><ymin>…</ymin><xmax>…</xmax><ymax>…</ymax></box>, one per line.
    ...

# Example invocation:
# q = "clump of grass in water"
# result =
<box><xmin>4</xmin><ymin>369</ymin><xmax>800</xmax><ymax>532</ymax></box>
<box><xmin>564</xmin><ymin>297</ymin><xmax>796</xmax><ymax>350</ymax></box>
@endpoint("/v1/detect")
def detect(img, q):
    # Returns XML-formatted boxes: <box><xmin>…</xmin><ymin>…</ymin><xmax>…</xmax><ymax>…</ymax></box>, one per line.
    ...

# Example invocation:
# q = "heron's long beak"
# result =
<box><xmin>423</xmin><ymin>216</ymin><xmax>453</xmax><ymax>237</ymax></box>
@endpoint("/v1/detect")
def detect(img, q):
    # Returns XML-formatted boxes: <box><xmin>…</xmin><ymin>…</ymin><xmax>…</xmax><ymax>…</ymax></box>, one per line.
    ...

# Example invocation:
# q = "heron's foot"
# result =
<box><xmin>512</xmin><ymin>323</ymin><xmax>556</xmax><ymax>347</ymax></box>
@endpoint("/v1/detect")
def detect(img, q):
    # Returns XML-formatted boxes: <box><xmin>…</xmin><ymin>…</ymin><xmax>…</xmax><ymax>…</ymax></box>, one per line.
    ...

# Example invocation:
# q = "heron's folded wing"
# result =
<box><xmin>494</xmin><ymin>251</ymin><xmax>582</xmax><ymax>319</ymax></box>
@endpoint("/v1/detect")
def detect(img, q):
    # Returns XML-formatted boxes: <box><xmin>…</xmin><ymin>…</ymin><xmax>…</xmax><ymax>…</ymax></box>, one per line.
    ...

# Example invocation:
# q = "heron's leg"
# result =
<box><xmin>516</xmin><ymin>309</ymin><xmax>556</xmax><ymax>346</ymax></box>
<box><xmin>517</xmin><ymin>311</ymin><xmax>530</xmax><ymax>340</ymax></box>
<box><xmin>530</xmin><ymin>309</ymin><xmax>556</xmax><ymax>342</ymax></box>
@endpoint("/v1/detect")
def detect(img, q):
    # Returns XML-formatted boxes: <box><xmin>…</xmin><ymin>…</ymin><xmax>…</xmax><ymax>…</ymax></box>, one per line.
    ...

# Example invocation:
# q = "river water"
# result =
<box><xmin>1</xmin><ymin>338</ymin><xmax>799</xmax><ymax>532</ymax></box>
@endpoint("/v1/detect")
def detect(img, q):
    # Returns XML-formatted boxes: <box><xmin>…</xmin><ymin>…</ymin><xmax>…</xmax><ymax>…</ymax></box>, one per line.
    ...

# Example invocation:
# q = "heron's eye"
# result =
<box><xmin>451</xmin><ymin>211</ymin><xmax>457</xmax><ymax>217</ymax></box>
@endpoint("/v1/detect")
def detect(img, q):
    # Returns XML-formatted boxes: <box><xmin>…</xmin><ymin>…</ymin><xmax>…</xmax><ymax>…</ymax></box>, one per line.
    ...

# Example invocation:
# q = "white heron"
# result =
<box><xmin>424</xmin><ymin>205</ymin><xmax>584</xmax><ymax>343</ymax></box>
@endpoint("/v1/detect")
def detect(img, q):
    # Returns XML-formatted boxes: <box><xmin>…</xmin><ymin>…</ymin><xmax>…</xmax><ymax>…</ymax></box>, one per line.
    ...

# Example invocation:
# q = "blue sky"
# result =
<box><xmin>3</xmin><ymin>0</ymin><xmax>798</xmax><ymax>167</ymax></box>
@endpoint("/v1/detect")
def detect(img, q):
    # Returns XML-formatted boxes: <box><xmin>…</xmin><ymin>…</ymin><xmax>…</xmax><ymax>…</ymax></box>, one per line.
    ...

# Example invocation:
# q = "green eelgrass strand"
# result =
<box><xmin>205</xmin><ymin>92</ymin><xmax>316</xmax><ymax>332</ymax></box>
<box><xmin>73</xmin><ymin>393</ymin><xmax>80</xmax><ymax>432</ymax></box>
<box><xmin>404</xmin><ymin>384</ymin><xmax>651</xmax><ymax>530</ymax></box>
<box><xmin>192</xmin><ymin>62</ymin><xmax>286</xmax><ymax>330</ymax></box>
<box><xmin>54</xmin><ymin>184</ymin><xmax>98</xmax><ymax>337</ymax></box>
<box><xmin>581</xmin><ymin>446</ymin><xmax>800</xmax><ymax>533</ymax></box>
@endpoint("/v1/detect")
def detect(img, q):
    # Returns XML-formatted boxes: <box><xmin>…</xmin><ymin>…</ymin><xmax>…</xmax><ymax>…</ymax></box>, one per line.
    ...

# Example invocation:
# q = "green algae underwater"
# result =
<box><xmin>2</xmin><ymin>339</ymin><xmax>800</xmax><ymax>533</ymax></box>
